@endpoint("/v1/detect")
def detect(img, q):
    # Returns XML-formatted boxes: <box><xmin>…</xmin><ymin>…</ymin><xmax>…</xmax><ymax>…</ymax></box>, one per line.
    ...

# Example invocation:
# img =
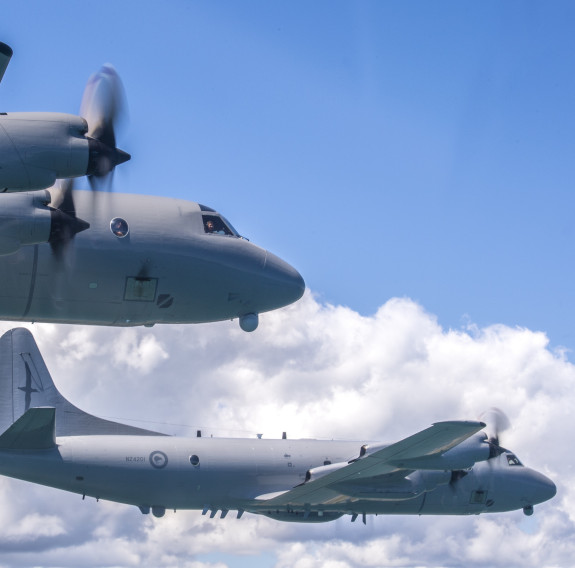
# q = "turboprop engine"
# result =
<box><xmin>0</xmin><ymin>113</ymin><xmax>129</xmax><ymax>192</ymax></box>
<box><xmin>0</xmin><ymin>190</ymin><xmax>88</xmax><ymax>255</ymax></box>
<box><xmin>0</xmin><ymin>41</ymin><xmax>130</xmax><ymax>193</ymax></box>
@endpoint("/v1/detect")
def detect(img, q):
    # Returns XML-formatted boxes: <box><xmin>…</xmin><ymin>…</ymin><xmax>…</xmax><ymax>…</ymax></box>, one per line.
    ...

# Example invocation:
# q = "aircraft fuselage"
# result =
<box><xmin>0</xmin><ymin>190</ymin><xmax>304</xmax><ymax>327</ymax></box>
<box><xmin>0</xmin><ymin>435</ymin><xmax>555</xmax><ymax>521</ymax></box>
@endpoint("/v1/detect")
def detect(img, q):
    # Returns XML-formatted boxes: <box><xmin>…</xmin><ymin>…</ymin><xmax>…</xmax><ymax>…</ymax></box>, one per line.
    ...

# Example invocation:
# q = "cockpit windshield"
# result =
<box><xmin>202</xmin><ymin>214</ymin><xmax>239</xmax><ymax>237</ymax></box>
<box><xmin>506</xmin><ymin>453</ymin><xmax>523</xmax><ymax>467</ymax></box>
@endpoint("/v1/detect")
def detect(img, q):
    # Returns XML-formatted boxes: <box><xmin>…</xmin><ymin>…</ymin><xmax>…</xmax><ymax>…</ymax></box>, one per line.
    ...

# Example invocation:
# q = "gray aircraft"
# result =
<box><xmin>0</xmin><ymin>328</ymin><xmax>556</xmax><ymax>522</ymax></box>
<box><xmin>0</xmin><ymin>43</ymin><xmax>304</xmax><ymax>331</ymax></box>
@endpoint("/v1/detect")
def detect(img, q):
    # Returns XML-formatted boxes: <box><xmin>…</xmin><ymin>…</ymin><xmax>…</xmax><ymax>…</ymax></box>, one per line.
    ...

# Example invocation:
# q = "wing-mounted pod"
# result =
<box><xmin>0</xmin><ymin>190</ymin><xmax>89</xmax><ymax>255</ymax></box>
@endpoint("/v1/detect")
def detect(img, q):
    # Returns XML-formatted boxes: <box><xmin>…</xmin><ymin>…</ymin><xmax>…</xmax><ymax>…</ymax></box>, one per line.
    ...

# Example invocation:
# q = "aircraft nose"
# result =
<box><xmin>525</xmin><ymin>470</ymin><xmax>557</xmax><ymax>505</ymax></box>
<box><xmin>263</xmin><ymin>251</ymin><xmax>305</xmax><ymax>308</ymax></box>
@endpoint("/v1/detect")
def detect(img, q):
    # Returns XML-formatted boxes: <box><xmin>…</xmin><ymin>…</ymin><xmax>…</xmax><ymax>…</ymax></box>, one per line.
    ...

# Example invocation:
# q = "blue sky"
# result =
<box><xmin>1</xmin><ymin>3</ymin><xmax>575</xmax><ymax>567</ymax></box>
<box><xmin>3</xmin><ymin>2</ymin><xmax>575</xmax><ymax>352</ymax></box>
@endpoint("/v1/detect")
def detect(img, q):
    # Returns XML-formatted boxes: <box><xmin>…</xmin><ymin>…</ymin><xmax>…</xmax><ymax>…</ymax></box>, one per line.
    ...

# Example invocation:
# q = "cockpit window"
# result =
<box><xmin>506</xmin><ymin>453</ymin><xmax>523</xmax><ymax>467</ymax></box>
<box><xmin>202</xmin><ymin>214</ymin><xmax>238</xmax><ymax>236</ymax></box>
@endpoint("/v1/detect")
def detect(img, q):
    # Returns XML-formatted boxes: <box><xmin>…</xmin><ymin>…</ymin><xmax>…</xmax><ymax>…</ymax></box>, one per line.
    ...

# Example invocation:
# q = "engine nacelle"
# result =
<box><xmin>332</xmin><ymin>469</ymin><xmax>451</xmax><ymax>501</ymax></box>
<box><xmin>407</xmin><ymin>469</ymin><xmax>452</xmax><ymax>492</ymax></box>
<box><xmin>304</xmin><ymin>461</ymin><xmax>349</xmax><ymax>483</ymax></box>
<box><xmin>0</xmin><ymin>191</ymin><xmax>52</xmax><ymax>254</ymax></box>
<box><xmin>0</xmin><ymin>113</ymin><xmax>90</xmax><ymax>191</ymax></box>
<box><xmin>0</xmin><ymin>190</ymin><xmax>89</xmax><ymax>255</ymax></box>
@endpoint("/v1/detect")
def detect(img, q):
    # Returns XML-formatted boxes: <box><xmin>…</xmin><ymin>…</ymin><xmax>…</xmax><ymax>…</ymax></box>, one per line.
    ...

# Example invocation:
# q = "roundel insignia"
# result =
<box><xmin>149</xmin><ymin>450</ymin><xmax>168</xmax><ymax>469</ymax></box>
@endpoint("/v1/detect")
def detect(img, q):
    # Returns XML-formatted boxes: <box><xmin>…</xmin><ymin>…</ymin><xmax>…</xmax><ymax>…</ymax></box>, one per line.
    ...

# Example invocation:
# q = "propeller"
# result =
<box><xmin>48</xmin><ymin>179</ymin><xmax>90</xmax><ymax>262</ymax></box>
<box><xmin>479</xmin><ymin>407</ymin><xmax>511</xmax><ymax>458</ymax></box>
<box><xmin>448</xmin><ymin>408</ymin><xmax>511</xmax><ymax>490</ymax></box>
<box><xmin>48</xmin><ymin>64</ymin><xmax>130</xmax><ymax>261</ymax></box>
<box><xmin>80</xmin><ymin>64</ymin><xmax>130</xmax><ymax>190</ymax></box>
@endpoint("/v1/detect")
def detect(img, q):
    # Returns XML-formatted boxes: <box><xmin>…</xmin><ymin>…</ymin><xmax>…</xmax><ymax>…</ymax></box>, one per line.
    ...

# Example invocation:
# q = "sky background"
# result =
<box><xmin>0</xmin><ymin>2</ymin><xmax>575</xmax><ymax>567</ymax></box>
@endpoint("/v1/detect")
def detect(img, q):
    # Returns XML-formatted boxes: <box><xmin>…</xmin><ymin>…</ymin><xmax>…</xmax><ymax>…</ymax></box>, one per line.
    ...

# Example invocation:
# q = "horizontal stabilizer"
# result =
<box><xmin>0</xmin><ymin>407</ymin><xmax>55</xmax><ymax>450</ymax></box>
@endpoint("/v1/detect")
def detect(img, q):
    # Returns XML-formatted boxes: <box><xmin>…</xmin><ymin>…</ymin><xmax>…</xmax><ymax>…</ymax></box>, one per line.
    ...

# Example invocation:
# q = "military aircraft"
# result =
<box><xmin>0</xmin><ymin>43</ymin><xmax>304</xmax><ymax>331</ymax></box>
<box><xmin>0</xmin><ymin>328</ymin><xmax>556</xmax><ymax>522</ymax></box>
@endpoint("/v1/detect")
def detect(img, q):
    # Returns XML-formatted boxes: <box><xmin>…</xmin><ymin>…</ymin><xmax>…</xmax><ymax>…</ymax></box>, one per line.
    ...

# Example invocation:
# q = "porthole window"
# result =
<box><xmin>190</xmin><ymin>454</ymin><xmax>200</xmax><ymax>467</ymax></box>
<box><xmin>110</xmin><ymin>217</ymin><xmax>129</xmax><ymax>238</ymax></box>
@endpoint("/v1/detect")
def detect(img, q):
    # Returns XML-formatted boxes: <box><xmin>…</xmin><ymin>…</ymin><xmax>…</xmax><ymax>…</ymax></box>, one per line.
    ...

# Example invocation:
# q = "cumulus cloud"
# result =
<box><xmin>0</xmin><ymin>293</ymin><xmax>573</xmax><ymax>567</ymax></box>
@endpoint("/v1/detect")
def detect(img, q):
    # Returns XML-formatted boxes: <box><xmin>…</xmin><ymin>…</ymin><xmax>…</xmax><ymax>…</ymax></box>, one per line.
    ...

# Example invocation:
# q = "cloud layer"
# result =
<box><xmin>0</xmin><ymin>293</ymin><xmax>573</xmax><ymax>567</ymax></box>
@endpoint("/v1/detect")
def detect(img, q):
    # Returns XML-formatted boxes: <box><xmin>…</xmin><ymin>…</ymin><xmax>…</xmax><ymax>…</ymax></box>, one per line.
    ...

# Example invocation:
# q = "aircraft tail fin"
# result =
<box><xmin>0</xmin><ymin>407</ymin><xmax>55</xmax><ymax>450</ymax></box>
<box><xmin>0</xmin><ymin>328</ymin><xmax>165</xmax><ymax>437</ymax></box>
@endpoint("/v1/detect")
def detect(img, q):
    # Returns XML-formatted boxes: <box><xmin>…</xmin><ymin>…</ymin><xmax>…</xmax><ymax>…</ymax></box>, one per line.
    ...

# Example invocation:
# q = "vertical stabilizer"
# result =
<box><xmin>0</xmin><ymin>328</ymin><xmax>164</xmax><ymax>437</ymax></box>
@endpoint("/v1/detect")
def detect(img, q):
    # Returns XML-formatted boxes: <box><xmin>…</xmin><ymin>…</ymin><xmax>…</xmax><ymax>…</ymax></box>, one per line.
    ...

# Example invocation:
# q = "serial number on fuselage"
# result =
<box><xmin>125</xmin><ymin>456</ymin><xmax>146</xmax><ymax>462</ymax></box>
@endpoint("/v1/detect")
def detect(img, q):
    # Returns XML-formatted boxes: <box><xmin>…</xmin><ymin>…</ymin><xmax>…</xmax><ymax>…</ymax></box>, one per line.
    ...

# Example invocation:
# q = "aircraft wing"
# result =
<box><xmin>0</xmin><ymin>42</ymin><xmax>12</xmax><ymax>86</ymax></box>
<box><xmin>257</xmin><ymin>420</ymin><xmax>485</xmax><ymax>508</ymax></box>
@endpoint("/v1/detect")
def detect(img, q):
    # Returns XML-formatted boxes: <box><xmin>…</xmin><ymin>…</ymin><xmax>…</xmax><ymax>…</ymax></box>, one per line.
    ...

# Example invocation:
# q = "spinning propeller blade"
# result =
<box><xmin>449</xmin><ymin>408</ymin><xmax>511</xmax><ymax>489</ymax></box>
<box><xmin>49</xmin><ymin>64</ymin><xmax>130</xmax><ymax>262</ymax></box>
<box><xmin>479</xmin><ymin>407</ymin><xmax>511</xmax><ymax>458</ymax></box>
<box><xmin>48</xmin><ymin>179</ymin><xmax>90</xmax><ymax>262</ymax></box>
<box><xmin>80</xmin><ymin>64</ymin><xmax>130</xmax><ymax>189</ymax></box>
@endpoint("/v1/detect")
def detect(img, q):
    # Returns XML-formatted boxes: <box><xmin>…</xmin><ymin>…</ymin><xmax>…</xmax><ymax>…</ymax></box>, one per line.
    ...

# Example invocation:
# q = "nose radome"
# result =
<box><xmin>539</xmin><ymin>474</ymin><xmax>557</xmax><ymax>503</ymax></box>
<box><xmin>527</xmin><ymin>470</ymin><xmax>557</xmax><ymax>505</ymax></box>
<box><xmin>263</xmin><ymin>251</ymin><xmax>305</xmax><ymax>307</ymax></box>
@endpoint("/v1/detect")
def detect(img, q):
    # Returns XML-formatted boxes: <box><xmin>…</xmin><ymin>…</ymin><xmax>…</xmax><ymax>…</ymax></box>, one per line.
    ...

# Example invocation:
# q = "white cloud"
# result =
<box><xmin>0</xmin><ymin>293</ymin><xmax>573</xmax><ymax>567</ymax></box>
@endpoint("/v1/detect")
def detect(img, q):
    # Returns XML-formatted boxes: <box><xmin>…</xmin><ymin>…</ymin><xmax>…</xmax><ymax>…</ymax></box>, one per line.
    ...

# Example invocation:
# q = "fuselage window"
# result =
<box><xmin>506</xmin><ymin>454</ymin><xmax>523</xmax><ymax>466</ymax></box>
<box><xmin>110</xmin><ymin>217</ymin><xmax>129</xmax><ymax>238</ymax></box>
<box><xmin>190</xmin><ymin>454</ymin><xmax>200</xmax><ymax>466</ymax></box>
<box><xmin>202</xmin><ymin>214</ymin><xmax>236</xmax><ymax>236</ymax></box>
